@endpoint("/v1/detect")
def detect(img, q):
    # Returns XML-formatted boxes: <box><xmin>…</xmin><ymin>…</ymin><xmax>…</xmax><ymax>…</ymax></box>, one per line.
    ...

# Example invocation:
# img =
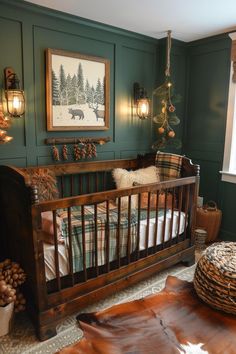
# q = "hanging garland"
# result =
<box><xmin>152</xmin><ymin>30</ymin><xmax>182</xmax><ymax>150</ymax></box>
<box><xmin>51</xmin><ymin>141</ymin><xmax>98</xmax><ymax>162</ymax></box>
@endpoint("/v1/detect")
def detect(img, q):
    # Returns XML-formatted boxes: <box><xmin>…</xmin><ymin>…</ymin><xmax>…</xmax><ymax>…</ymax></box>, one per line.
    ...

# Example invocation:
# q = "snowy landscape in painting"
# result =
<box><xmin>51</xmin><ymin>53</ymin><xmax>106</xmax><ymax>127</ymax></box>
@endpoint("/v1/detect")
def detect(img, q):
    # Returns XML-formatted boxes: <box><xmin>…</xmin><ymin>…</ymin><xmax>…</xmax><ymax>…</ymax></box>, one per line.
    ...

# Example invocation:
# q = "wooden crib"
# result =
<box><xmin>0</xmin><ymin>153</ymin><xmax>199</xmax><ymax>340</ymax></box>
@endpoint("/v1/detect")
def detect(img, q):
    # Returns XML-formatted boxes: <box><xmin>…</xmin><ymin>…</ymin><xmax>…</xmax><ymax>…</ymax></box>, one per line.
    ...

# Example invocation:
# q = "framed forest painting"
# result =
<box><xmin>46</xmin><ymin>48</ymin><xmax>110</xmax><ymax>131</ymax></box>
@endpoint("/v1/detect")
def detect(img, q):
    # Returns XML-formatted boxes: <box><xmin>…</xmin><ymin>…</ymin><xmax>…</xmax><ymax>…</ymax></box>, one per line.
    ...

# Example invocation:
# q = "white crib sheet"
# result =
<box><xmin>44</xmin><ymin>210</ymin><xmax>186</xmax><ymax>281</ymax></box>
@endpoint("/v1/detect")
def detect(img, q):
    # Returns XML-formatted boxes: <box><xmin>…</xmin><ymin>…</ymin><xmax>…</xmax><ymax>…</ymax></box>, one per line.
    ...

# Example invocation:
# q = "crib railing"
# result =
<box><xmin>31</xmin><ymin>176</ymin><xmax>197</xmax><ymax>300</ymax></box>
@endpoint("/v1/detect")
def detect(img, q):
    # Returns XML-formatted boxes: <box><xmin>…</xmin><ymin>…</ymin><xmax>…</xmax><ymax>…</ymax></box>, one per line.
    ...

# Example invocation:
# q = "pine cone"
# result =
<box><xmin>52</xmin><ymin>145</ymin><xmax>60</xmax><ymax>161</ymax></box>
<box><xmin>73</xmin><ymin>144</ymin><xmax>81</xmax><ymax>161</ymax></box>
<box><xmin>80</xmin><ymin>144</ymin><xmax>87</xmax><ymax>159</ymax></box>
<box><xmin>91</xmin><ymin>143</ymin><xmax>97</xmax><ymax>157</ymax></box>
<box><xmin>0</xmin><ymin>280</ymin><xmax>16</xmax><ymax>306</ymax></box>
<box><xmin>86</xmin><ymin>143</ymin><xmax>93</xmax><ymax>159</ymax></box>
<box><xmin>1</xmin><ymin>261</ymin><xmax>26</xmax><ymax>288</ymax></box>
<box><xmin>62</xmin><ymin>144</ymin><xmax>68</xmax><ymax>160</ymax></box>
<box><xmin>14</xmin><ymin>291</ymin><xmax>26</xmax><ymax>313</ymax></box>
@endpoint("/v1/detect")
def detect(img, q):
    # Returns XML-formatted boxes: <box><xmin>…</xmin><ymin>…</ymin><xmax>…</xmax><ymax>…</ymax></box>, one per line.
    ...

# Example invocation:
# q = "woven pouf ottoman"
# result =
<box><xmin>194</xmin><ymin>242</ymin><xmax>236</xmax><ymax>314</ymax></box>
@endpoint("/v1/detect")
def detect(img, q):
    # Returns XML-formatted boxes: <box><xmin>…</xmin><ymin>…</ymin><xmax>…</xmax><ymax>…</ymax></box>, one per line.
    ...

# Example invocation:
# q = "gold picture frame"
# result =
<box><xmin>46</xmin><ymin>48</ymin><xmax>110</xmax><ymax>131</ymax></box>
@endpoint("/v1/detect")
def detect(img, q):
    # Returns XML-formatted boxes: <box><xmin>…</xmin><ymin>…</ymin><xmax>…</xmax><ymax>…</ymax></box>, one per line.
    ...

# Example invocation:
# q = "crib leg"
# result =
<box><xmin>181</xmin><ymin>246</ymin><xmax>195</xmax><ymax>267</ymax></box>
<box><xmin>37</xmin><ymin>323</ymin><xmax>57</xmax><ymax>341</ymax></box>
<box><xmin>182</xmin><ymin>256</ymin><xmax>195</xmax><ymax>267</ymax></box>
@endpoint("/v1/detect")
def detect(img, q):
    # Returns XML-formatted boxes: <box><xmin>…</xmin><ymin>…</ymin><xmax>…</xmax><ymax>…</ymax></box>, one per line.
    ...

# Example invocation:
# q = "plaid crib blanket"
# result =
<box><xmin>59</xmin><ymin>202</ymin><xmax>160</xmax><ymax>273</ymax></box>
<box><xmin>155</xmin><ymin>151</ymin><xmax>182</xmax><ymax>181</ymax></box>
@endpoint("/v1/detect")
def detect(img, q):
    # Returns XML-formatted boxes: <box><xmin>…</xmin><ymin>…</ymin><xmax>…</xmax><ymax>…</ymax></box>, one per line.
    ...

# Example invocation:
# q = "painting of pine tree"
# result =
<box><xmin>46</xmin><ymin>49</ymin><xmax>109</xmax><ymax>131</ymax></box>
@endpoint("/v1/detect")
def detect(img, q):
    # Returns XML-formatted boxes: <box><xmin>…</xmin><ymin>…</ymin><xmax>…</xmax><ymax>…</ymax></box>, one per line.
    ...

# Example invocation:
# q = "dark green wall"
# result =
<box><xmin>184</xmin><ymin>34</ymin><xmax>235</xmax><ymax>240</ymax></box>
<box><xmin>3</xmin><ymin>0</ymin><xmax>233</xmax><ymax>241</ymax></box>
<box><xmin>0</xmin><ymin>0</ymin><xmax>160</xmax><ymax>166</ymax></box>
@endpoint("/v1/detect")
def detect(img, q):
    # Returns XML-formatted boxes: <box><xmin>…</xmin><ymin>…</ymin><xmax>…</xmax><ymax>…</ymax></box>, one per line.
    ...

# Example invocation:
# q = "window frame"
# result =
<box><xmin>221</xmin><ymin>32</ymin><xmax>236</xmax><ymax>183</ymax></box>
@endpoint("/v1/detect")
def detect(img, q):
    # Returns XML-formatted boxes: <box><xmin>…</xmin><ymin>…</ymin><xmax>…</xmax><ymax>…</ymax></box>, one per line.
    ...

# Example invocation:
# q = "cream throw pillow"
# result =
<box><xmin>112</xmin><ymin>166</ymin><xmax>160</xmax><ymax>208</ymax></box>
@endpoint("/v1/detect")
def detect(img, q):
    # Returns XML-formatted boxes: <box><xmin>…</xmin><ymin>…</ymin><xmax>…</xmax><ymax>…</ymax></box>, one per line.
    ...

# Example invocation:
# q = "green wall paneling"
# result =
<box><xmin>185</xmin><ymin>34</ymin><xmax>235</xmax><ymax>241</ymax></box>
<box><xmin>0</xmin><ymin>0</ymin><xmax>158</xmax><ymax>167</ymax></box>
<box><xmin>115</xmin><ymin>44</ymin><xmax>154</xmax><ymax>145</ymax></box>
<box><xmin>0</xmin><ymin>16</ymin><xmax>27</xmax><ymax>152</ymax></box>
<box><xmin>0</xmin><ymin>158</ymin><xmax>27</xmax><ymax>167</ymax></box>
<box><xmin>192</xmin><ymin>158</ymin><xmax>221</xmax><ymax>202</ymax></box>
<box><xmin>218</xmin><ymin>181</ymin><xmax>236</xmax><ymax>240</ymax></box>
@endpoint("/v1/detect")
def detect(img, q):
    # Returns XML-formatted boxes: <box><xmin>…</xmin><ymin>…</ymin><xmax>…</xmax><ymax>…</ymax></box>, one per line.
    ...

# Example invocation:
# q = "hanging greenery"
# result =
<box><xmin>152</xmin><ymin>30</ymin><xmax>182</xmax><ymax>150</ymax></box>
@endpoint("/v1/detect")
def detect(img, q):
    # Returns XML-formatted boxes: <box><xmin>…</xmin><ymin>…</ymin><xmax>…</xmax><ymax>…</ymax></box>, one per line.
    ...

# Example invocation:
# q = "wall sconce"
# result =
<box><xmin>4</xmin><ymin>67</ymin><xmax>25</xmax><ymax>117</ymax></box>
<box><xmin>133</xmin><ymin>82</ymin><xmax>150</xmax><ymax>120</ymax></box>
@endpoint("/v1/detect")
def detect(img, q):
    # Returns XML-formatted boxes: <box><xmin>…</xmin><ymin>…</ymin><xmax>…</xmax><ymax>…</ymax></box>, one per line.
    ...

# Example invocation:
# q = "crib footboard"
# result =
<box><xmin>31</xmin><ymin>176</ymin><xmax>198</xmax><ymax>340</ymax></box>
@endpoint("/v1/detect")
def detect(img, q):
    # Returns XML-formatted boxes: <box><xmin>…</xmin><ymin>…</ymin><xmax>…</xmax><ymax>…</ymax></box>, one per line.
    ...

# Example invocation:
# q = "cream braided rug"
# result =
<box><xmin>0</xmin><ymin>264</ymin><xmax>195</xmax><ymax>354</ymax></box>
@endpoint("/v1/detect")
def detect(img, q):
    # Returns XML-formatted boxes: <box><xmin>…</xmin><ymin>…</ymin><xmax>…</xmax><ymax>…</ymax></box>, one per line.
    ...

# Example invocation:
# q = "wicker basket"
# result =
<box><xmin>194</xmin><ymin>228</ymin><xmax>207</xmax><ymax>251</ymax></box>
<box><xmin>196</xmin><ymin>201</ymin><xmax>222</xmax><ymax>243</ymax></box>
<box><xmin>194</xmin><ymin>242</ymin><xmax>236</xmax><ymax>315</ymax></box>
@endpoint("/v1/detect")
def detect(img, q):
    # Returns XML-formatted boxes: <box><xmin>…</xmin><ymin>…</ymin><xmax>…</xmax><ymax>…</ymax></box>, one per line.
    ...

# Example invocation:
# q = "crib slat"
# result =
<box><xmin>94</xmin><ymin>204</ymin><xmax>99</xmax><ymax>277</ymax></box>
<box><xmin>102</xmin><ymin>172</ymin><xmax>106</xmax><ymax>191</ymax></box>
<box><xmin>169</xmin><ymin>188</ymin><xmax>175</xmax><ymax>243</ymax></box>
<box><xmin>61</xmin><ymin>175</ymin><xmax>65</xmax><ymax>198</ymax></box>
<box><xmin>87</xmin><ymin>174</ymin><xmax>91</xmax><ymax>194</ymax></box>
<box><xmin>106</xmin><ymin>200</ymin><xmax>110</xmax><ymax>273</ymax></box>
<box><xmin>136</xmin><ymin>194</ymin><xmax>141</xmax><ymax>260</ymax></box>
<box><xmin>81</xmin><ymin>205</ymin><xmax>87</xmax><ymax>281</ymax></box>
<box><xmin>70</xmin><ymin>175</ymin><xmax>74</xmax><ymax>196</ymax></box>
<box><xmin>117</xmin><ymin>197</ymin><xmax>121</xmax><ymax>268</ymax></box>
<box><xmin>79</xmin><ymin>175</ymin><xmax>83</xmax><ymax>195</ymax></box>
<box><xmin>183</xmin><ymin>185</ymin><xmax>190</xmax><ymax>239</ymax></box>
<box><xmin>52</xmin><ymin>211</ymin><xmax>61</xmax><ymax>291</ymax></box>
<box><xmin>67</xmin><ymin>207</ymin><xmax>74</xmax><ymax>286</ymax></box>
<box><xmin>177</xmin><ymin>186</ymin><xmax>183</xmax><ymax>242</ymax></box>
<box><xmin>154</xmin><ymin>191</ymin><xmax>160</xmax><ymax>253</ymax></box>
<box><xmin>95</xmin><ymin>172</ymin><xmax>99</xmax><ymax>192</ymax></box>
<box><xmin>145</xmin><ymin>192</ymin><xmax>151</xmax><ymax>256</ymax></box>
<box><xmin>161</xmin><ymin>190</ymin><xmax>168</xmax><ymax>248</ymax></box>
<box><xmin>127</xmin><ymin>196</ymin><xmax>131</xmax><ymax>264</ymax></box>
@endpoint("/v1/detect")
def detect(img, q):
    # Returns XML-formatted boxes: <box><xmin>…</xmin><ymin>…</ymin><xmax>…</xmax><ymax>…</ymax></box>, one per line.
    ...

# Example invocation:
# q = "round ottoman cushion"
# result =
<box><xmin>194</xmin><ymin>242</ymin><xmax>236</xmax><ymax>314</ymax></box>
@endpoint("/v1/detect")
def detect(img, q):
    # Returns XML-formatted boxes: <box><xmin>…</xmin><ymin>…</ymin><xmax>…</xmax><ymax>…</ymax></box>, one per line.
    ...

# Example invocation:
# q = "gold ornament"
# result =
<box><xmin>158</xmin><ymin>127</ymin><xmax>165</xmax><ymax>134</ymax></box>
<box><xmin>168</xmin><ymin>130</ymin><xmax>175</xmax><ymax>138</ymax></box>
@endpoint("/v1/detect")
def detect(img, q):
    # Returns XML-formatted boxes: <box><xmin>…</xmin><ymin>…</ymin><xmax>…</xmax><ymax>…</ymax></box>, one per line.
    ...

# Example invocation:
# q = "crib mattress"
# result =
<box><xmin>44</xmin><ymin>209</ymin><xmax>186</xmax><ymax>281</ymax></box>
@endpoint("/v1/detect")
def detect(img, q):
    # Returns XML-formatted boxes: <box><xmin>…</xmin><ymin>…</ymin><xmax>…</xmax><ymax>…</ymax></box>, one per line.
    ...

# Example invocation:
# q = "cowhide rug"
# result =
<box><xmin>58</xmin><ymin>276</ymin><xmax>236</xmax><ymax>354</ymax></box>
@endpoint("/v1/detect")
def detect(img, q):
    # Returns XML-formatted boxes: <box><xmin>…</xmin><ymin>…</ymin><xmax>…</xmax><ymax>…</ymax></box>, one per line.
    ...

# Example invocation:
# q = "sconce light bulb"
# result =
<box><xmin>13</xmin><ymin>96</ymin><xmax>20</xmax><ymax>109</ymax></box>
<box><xmin>167</xmin><ymin>82</ymin><xmax>172</xmax><ymax>87</ymax></box>
<box><xmin>140</xmin><ymin>102</ymin><xmax>148</xmax><ymax>114</ymax></box>
<box><xmin>136</xmin><ymin>98</ymin><xmax>150</xmax><ymax>119</ymax></box>
<box><xmin>0</xmin><ymin>130</ymin><xmax>7</xmax><ymax>138</ymax></box>
<box><xmin>4</xmin><ymin>136</ymin><xmax>13</xmax><ymax>143</ymax></box>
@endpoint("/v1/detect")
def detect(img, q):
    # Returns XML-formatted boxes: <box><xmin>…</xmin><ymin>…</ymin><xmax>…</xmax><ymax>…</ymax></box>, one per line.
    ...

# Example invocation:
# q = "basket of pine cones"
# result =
<box><xmin>0</xmin><ymin>259</ymin><xmax>26</xmax><ymax>336</ymax></box>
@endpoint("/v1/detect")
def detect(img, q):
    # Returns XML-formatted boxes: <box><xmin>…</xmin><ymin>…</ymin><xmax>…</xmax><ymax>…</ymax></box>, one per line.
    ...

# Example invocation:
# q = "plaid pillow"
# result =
<box><xmin>155</xmin><ymin>152</ymin><xmax>182</xmax><ymax>181</ymax></box>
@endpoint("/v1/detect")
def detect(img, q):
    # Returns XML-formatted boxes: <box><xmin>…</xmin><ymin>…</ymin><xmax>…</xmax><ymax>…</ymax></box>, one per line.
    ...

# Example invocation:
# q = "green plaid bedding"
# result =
<box><xmin>59</xmin><ymin>202</ymin><xmax>160</xmax><ymax>273</ymax></box>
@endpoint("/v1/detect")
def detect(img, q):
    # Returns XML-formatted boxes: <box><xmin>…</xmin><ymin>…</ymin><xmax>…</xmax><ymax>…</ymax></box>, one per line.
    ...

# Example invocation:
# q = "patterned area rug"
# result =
<box><xmin>0</xmin><ymin>264</ymin><xmax>195</xmax><ymax>354</ymax></box>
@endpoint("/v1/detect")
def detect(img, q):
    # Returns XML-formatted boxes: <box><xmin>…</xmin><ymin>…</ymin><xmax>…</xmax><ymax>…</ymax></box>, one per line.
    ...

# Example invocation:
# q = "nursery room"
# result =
<box><xmin>0</xmin><ymin>0</ymin><xmax>236</xmax><ymax>353</ymax></box>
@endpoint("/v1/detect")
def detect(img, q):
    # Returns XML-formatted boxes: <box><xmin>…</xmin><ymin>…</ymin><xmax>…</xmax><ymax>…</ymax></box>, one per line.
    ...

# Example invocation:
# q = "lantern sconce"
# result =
<box><xmin>133</xmin><ymin>82</ymin><xmax>150</xmax><ymax>120</ymax></box>
<box><xmin>4</xmin><ymin>67</ymin><xmax>25</xmax><ymax>117</ymax></box>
